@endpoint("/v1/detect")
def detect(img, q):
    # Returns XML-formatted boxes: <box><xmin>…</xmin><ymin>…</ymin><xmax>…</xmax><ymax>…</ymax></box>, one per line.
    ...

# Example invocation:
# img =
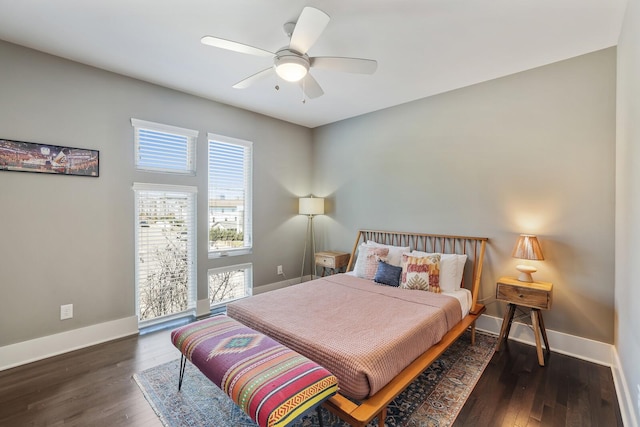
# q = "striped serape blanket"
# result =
<box><xmin>171</xmin><ymin>315</ymin><xmax>338</xmax><ymax>427</ymax></box>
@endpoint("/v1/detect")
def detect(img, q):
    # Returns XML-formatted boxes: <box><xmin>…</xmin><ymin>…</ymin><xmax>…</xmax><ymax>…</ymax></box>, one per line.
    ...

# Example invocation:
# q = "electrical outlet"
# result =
<box><xmin>60</xmin><ymin>304</ymin><xmax>73</xmax><ymax>320</ymax></box>
<box><xmin>277</xmin><ymin>265</ymin><xmax>283</xmax><ymax>275</ymax></box>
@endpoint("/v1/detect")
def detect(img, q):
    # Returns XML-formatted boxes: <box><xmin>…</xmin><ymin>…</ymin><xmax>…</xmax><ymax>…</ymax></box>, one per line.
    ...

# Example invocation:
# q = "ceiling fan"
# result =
<box><xmin>201</xmin><ymin>6</ymin><xmax>377</xmax><ymax>99</ymax></box>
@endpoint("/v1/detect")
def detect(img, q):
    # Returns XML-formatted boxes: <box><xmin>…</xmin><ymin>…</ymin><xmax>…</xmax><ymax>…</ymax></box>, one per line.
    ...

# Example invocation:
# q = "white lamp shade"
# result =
<box><xmin>299</xmin><ymin>197</ymin><xmax>324</xmax><ymax>215</ymax></box>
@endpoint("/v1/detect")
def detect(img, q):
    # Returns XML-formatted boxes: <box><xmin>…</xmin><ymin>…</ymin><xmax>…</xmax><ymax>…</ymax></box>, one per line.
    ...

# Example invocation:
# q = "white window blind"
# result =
<box><xmin>131</xmin><ymin>118</ymin><xmax>198</xmax><ymax>174</ymax></box>
<box><xmin>208</xmin><ymin>133</ymin><xmax>253</xmax><ymax>256</ymax></box>
<box><xmin>133</xmin><ymin>183</ymin><xmax>197</xmax><ymax>325</ymax></box>
<box><xmin>208</xmin><ymin>263</ymin><xmax>253</xmax><ymax>308</ymax></box>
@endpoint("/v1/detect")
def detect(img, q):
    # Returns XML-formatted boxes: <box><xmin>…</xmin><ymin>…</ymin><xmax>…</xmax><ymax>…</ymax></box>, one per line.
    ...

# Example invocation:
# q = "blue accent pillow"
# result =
<box><xmin>373</xmin><ymin>260</ymin><xmax>402</xmax><ymax>287</ymax></box>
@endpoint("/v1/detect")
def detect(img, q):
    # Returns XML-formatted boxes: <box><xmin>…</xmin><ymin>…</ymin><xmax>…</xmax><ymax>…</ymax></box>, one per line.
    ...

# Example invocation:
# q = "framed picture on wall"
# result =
<box><xmin>0</xmin><ymin>139</ymin><xmax>99</xmax><ymax>177</ymax></box>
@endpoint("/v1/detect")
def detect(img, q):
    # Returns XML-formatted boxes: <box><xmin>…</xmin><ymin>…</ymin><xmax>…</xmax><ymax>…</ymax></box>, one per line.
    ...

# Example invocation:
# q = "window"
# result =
<box><xmin>131</xmin><ymin>118</ymin><xmax>197</xmax><ymax>174</ymax></box>
<box><xmin>208</xmin><ymin>263</ymin><xmax>253</xmax><ymax>308</ymax></box>
<box><xmin>208</xmin><ymin>133</ymin><xmax>253</xmax><ymax>256</ymax></box>
<box><xmin>133</xmin><ymin>183</ymin><xmax>197</xmax><ymax>325</ymax></box>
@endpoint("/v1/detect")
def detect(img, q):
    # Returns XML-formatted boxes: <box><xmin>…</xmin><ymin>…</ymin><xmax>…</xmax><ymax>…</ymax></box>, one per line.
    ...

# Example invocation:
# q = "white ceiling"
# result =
<box><xmin>0</xmin><ymin>0</ymin><xmax>628</xmax><ymax>128</ymax></box>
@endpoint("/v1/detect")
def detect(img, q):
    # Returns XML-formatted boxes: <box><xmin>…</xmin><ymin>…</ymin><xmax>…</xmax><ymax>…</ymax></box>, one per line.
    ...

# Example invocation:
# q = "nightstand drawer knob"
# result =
<box><xmin>519</xmin><ymin>294</ymin><xmax>524</xmax><ymax>298</ymax></box>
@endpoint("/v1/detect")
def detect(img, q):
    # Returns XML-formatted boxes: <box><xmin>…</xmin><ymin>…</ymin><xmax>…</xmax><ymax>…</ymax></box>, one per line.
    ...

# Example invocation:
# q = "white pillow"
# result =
<box><xmin>410</xmin><ymin>251</ymin><xmax>467</xmax><ymax>292</ymax></box>
<box><xmin>455</xmin><ymin>255</ymin><xmax>467</xmax><ymax>286</ymax></box>
<box><xmin>366</xmin><ymin>241</ymin><xmax>411</xmax><ymax>267</ymax></box>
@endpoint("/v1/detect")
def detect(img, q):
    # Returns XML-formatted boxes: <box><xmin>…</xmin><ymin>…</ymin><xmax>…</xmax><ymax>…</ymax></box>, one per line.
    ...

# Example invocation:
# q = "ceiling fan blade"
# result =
<box><xmin>201</xmin><ymin>36</ymin><xmax>274</xmax><ymax>57</ymax></box>
<box><xmin>310</xmin><ymin>57</ymin><xmax>378</xmax><ymax>74</ymax></box>
<box><xmin>300</xmin><ymin>73</ymin><xmax>324</xmax><ymax>99</ymax></box>
<box><xmin>233</xmin><ymin>67</ymin><xmax>275</xmax><ymax>89</ymax></box>
<box><xmin>289</xmin><ymin>7</ymin><xmax>330</xmax><ymax>55</ymax></box>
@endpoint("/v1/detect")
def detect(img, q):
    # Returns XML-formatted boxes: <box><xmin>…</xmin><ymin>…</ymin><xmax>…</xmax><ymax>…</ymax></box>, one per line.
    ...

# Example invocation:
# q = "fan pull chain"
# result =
<box><xmin>301</xmin><ymin>79</ymin><xmax>306</xmax><ymax>104</ymax></box>
<box><xmin>274</xmin><ymin>66</ymin><xmax>280</xmax><ymax>92</ymax></box>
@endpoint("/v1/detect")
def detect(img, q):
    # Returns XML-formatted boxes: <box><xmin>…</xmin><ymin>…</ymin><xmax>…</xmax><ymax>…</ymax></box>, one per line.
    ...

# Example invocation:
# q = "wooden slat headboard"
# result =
<box><xmin>346</xmin><ymin>229</ymin><xmax>488</xmax><ymax>315</ymax></box>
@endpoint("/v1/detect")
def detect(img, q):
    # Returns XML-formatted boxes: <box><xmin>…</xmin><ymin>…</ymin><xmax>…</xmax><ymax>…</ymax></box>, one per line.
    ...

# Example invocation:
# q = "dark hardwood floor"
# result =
<box><xmin>0</xmin><ymin>329</ymin><xmax>174</xmax><ymax>427</ymax></box>
<box><xmin>455</xmin><ymin>339</ymin><xmax>623</xmax><ymax>427</ymax></box>
<box><xmin>0</xmin><ymin>329</ymin><xmax>623</xmax><ymax>427</ymax></box>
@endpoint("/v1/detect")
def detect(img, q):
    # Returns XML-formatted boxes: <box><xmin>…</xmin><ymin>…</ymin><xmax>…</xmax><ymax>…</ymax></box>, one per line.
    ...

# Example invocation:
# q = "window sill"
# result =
<box><xmin>208</xmin><ymin>248</ymin><xmax>252</xmax><ymax>259</ymax></box>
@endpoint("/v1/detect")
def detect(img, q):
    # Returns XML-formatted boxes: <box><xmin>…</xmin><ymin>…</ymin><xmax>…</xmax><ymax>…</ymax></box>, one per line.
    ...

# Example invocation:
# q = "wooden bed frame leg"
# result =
<box><xmin>378</xmin><ymin>407</ymin><xmax>387</xmax><ymax>427</ymax></box>
<box><xmin>470</xmin><ymin>321</ymin><xmax>477</xmax><ymax>346</ymax></box>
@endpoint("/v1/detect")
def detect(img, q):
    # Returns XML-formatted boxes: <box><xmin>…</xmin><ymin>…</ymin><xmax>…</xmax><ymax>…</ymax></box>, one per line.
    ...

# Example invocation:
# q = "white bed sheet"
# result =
<box><xmin>442</xmin><ymin>288</ymin><xmax>471</xmax><ymax>318</ymax></box>
<box><xmin>344</xmin><ymin>271</ymin><xmax>471</xmax><ymax>317</ymax></box>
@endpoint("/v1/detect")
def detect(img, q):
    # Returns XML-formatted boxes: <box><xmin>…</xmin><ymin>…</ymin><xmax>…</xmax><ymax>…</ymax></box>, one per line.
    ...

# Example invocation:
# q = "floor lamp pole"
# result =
<box><xmin>310</xmin><ymin>215</ymin><xmax>316</xmax><ymax>279</ymax></box>
<box><xmin>300</xmin><ymin>214</ymin><xmax>316</xmax><ymax>283</ymax></box>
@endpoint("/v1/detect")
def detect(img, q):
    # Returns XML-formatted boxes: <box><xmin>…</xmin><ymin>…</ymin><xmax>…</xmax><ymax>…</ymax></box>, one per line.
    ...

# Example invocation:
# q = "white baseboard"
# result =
<box><xmin>611</xmin><ymin>348</ymin><xmax>639</xmax><ymax>427</ymax></box>
<box><xmin>0</xmin><ymin>316</ymin><xmax>138</xmax><ymax>371</ymax></box>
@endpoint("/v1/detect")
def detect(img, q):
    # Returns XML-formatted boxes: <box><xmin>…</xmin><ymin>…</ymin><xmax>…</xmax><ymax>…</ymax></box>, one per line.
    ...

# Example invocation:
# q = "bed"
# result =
<box><xmin>227</xmin><ymin>230</ymin><xmax>488</xmax><ymax>427</ymax></box>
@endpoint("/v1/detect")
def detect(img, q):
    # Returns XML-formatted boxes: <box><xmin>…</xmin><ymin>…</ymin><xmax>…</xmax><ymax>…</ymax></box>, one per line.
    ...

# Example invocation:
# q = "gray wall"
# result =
<box><xmin>312</xmin><ymin>48</ymin><xmax>616</xmax><ymax>344</ymax></box>
<box><xmin>616</xmin><ymin>0</ymin><xmax>640</xmax><ymax>422</ymax></box>
<box><xmin>0</xmin><ymin>37</ymin><xmax>623</xmax><ymax>357</ymax></box>
<box><xmin>0</xmin><ymin>40</ymin><xmax>313</xmax><ymax>346</ymax></box>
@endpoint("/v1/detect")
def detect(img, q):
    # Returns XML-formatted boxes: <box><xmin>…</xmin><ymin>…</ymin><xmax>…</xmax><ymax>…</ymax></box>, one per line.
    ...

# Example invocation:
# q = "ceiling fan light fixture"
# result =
<box><xmin>201</xmin><ymin>7</ymin><xmax>376</xmax><ymax>98</ymax></box>
<box><xmin>274</xmin><ymin>54</ymin><xmax>309</xmax><ymax>82</ymax></box>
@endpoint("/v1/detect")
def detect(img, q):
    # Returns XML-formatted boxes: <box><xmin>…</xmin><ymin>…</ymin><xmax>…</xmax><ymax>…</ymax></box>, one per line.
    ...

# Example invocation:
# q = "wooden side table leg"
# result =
<box><xmin>531</xmin><ymin>309</ymin><xmax>545</xmax><ymax>366</ymax></box>
<box><xmin>496</xmin><ymin>303</ymin><xmax>516</xmax><ymax>352</ymax></box>
<box><xmin>504</xmin><ymin>304</ymin><xmax>516</xmax><ymax>339</ymax></box>
<box><xmin>538</xmin><ymin>310</ymin><xmax>550</xmax><ymax>355</ymax></box>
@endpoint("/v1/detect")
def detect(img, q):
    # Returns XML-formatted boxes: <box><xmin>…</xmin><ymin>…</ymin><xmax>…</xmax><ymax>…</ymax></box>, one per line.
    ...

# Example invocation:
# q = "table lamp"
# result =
<box><xmin>512</xmin><ymin>234</ymin><xmax>544</xmax><ymax>282</ymax></box>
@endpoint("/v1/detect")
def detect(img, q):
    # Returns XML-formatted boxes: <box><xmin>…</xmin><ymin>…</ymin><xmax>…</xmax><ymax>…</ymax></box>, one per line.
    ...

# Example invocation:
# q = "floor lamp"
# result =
<box><xmin>299</xmin><ymin>196</ymin><xmax>324</xmax><ymax>282</ymax></box>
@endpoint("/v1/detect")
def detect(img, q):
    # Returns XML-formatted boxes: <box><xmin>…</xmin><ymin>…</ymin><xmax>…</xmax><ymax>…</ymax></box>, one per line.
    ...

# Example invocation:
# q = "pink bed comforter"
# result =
<box><xmin>226</xmin><ymin>273</ymin><xmax>461</xmax><ymax>400</ymax></box>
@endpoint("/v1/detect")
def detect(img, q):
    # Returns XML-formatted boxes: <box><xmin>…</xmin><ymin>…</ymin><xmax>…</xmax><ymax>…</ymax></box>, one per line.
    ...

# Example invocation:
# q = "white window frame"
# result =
<box><xmin>133</xmin><ymin>182</ymin><xmax>197</xmax><ymax>327</ymax></box>
<box><xmin>208</xmin><ymin>133</ymin><xmax>253</xmax><ymax>258</ymax></box>
<box><xmin>207</xmin><ymin>263</ymin><xmax>253</xmax><ymax>309</ymax></box>
<box><xmin>131</xmin><ymin>118</ymin><xmax>198</xmax><ymax>175</ymax></box>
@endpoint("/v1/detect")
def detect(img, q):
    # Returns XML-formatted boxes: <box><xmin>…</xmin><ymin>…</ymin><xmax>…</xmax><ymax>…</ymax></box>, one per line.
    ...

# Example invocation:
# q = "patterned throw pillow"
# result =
<box><xmin>354</xmin><ymin>245</ymin><xmax>389</xmax><ymax>280</ymax></box>
<box><xmin>365</xmin><ymin>241</ymin><xmax>410</xmax><ymax>266</ymax></box>
<box><xmin>410</xmin><ymin>251</ymin><xmax>467</xmax><ymax>292</ymax></box>
<box><xmin>373</xmin><ymin>260</ymin><xmax>402</xmax><ymax>287</ymax></box>
<box><xmin>400</xmin><ymin>254</ymin><xmax>441</xmax><ymax>292</ymax></box>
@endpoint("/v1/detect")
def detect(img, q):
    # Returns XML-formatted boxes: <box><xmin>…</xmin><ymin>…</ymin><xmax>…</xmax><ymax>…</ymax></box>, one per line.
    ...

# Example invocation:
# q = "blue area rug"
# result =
<box><xmin>134</xmin><ymin>330</ymin><xmax>496</xmax><ymax>427</ymax></box>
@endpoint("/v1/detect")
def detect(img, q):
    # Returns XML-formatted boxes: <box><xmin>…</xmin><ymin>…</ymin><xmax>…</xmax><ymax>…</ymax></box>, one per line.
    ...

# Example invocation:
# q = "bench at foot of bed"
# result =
<box><xmin>171</xmin><ymin>315</ymin><xmax>338</xmax><ymax>427</ymax></box>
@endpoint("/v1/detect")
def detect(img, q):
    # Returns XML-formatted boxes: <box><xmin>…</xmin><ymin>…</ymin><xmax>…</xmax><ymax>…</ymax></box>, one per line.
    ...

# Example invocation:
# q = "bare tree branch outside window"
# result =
<box><xmin>139</xmin><ymin>231</ymin><xmax>189</xmax><ymax>321</ymax></box>
<box><xmin>209</xmin><ymin>268</ymin><xmax>248</xmax><ymax>306</ymax></box>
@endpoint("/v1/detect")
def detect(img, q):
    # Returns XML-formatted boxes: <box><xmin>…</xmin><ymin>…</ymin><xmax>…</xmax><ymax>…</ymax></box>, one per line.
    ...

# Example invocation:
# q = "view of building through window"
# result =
<box><xmin>208</xmin><ymin>136</ymin><xmax>252</xmax><ymax>255</ymax></box>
